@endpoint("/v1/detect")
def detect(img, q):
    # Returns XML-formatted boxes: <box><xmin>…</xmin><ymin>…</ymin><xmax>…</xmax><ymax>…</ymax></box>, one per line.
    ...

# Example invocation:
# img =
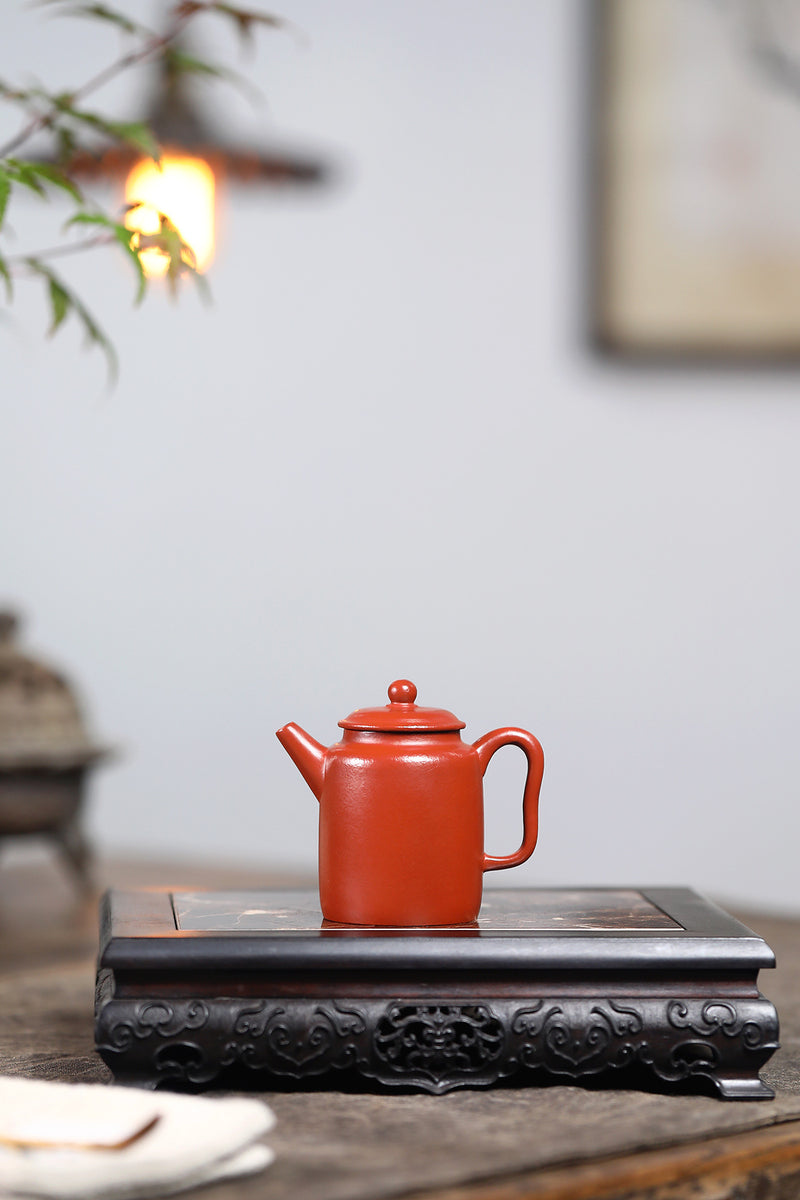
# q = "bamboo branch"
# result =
<box><xmin>0</xmin><ymin>6</ymin><xmax>194</xmax><ymax>160</ymax></box>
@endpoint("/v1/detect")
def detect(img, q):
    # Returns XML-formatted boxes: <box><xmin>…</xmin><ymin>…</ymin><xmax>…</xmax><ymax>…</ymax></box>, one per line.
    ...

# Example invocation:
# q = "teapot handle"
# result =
<box><xmin>474</xmin><ymin>727</ymin><xmax>544</xmax><ymax>873</ymax></box>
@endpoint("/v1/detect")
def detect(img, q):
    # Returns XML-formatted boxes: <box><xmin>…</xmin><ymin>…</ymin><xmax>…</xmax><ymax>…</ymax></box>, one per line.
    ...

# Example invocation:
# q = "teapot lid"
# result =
<box><xmin>339</xmin><ymin>679</ymin><xmax>466</xmax><ymax>733</ymax></box>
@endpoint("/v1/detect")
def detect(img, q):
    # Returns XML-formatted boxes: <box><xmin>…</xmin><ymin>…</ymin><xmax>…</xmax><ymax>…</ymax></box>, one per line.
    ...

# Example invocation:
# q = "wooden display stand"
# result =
<box><xmin>95</xmin><ymin>887</ymin><xmax>779</xmax><ymax>1099</ymax></box>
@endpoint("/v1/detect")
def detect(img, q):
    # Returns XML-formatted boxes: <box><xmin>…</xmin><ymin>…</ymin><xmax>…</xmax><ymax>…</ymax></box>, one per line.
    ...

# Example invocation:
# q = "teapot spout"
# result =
<box><xmin>276</xmin><ymin>722</ymin><xmax>327</xmax><ymax>800</ymax></box>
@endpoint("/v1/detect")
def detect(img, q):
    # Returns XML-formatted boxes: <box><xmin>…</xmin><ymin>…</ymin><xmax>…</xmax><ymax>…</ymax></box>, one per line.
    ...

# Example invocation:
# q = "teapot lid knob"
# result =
<box><xmin>388</xmin><ymin>679</ymin><xmax>417</xmax><ymax>705</ymax></box>
<box><xmin>340</xmin><ymin>680</ymin><xmax>463</xmax><ymax>731</ymax></box>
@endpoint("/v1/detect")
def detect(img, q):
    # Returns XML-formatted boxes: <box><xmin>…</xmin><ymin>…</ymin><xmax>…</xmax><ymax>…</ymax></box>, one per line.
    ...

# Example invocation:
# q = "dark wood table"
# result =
<box><xmin>2</xmin><ymin>856</ymin><xmax>800</xmax><ymax>1200</ymax></box>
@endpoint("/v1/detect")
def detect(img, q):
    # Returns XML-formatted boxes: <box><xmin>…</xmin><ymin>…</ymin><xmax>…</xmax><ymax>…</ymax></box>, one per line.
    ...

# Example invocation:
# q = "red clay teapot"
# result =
<box><xmin>276</xmin><ymin>679</ymin><xmax>544</xmax><ymax>926</ymax></box>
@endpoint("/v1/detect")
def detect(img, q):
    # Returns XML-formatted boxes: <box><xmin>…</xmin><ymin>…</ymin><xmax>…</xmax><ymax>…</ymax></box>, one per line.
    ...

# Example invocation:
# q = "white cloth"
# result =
<box><xmin>0</xmin><ymin>1077</ymin><xmax>275</xmax><ymax>1199</ymax></box>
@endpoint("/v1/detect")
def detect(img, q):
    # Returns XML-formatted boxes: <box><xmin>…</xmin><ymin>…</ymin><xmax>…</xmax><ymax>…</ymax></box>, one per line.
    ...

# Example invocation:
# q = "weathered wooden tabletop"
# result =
<box><xmin>2</xmin><ymin>856</ymin><xmax>800</xmax><ymax>1200</ymax></box>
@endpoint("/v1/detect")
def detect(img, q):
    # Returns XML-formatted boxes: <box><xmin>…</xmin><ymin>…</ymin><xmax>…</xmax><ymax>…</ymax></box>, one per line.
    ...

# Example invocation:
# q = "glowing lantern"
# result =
<box><xmin>41</xmin><ymin>43</ymin><xmax>329</xmax><ymax>280</ymax></box>
<box><xmin>125</xmin><ymin>155</ymin><xmax>216</xmax><ymax>277</ymax></box>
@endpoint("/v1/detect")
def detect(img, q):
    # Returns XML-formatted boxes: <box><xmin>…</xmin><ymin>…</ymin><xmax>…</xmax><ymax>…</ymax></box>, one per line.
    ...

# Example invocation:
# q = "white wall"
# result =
<box><xmin>2</xmin><ymin>1</ymin><xmax>799</xmax><ymax>911</ymax></box>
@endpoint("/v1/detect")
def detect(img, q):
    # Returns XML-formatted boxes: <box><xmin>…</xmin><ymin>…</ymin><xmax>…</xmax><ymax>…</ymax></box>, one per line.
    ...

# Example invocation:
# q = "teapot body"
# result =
<box><xmin>276</xmin><ymin>680</ymin><xmax>544</xmax><ymax>927</ymax></box>
<box><xmin>320</xmin><ymin>729</ymin><xmax>484</xmax><ymax>926</ymax></box>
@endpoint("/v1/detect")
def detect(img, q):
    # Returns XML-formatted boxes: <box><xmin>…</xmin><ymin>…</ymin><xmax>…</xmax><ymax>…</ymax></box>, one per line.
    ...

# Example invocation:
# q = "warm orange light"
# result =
<box><xmin>125</xmin><ymin>155</ymin><xmax>215</xmax><ymax>277</ymax></box>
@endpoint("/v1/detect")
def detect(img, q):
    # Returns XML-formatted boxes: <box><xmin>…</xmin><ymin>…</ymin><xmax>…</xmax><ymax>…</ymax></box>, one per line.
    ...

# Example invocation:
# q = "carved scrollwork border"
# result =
<box><xmin>95</xmin><ymin>986</ymin><xmax>778</xmax><ymax>1099</ymax></box>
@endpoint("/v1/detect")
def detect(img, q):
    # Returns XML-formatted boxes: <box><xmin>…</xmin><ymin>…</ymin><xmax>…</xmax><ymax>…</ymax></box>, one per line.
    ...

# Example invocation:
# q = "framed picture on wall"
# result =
<box><xmin>593</xmin><ymin>0</ymin><xmax>800</xmax><ymax>359</ymax></box>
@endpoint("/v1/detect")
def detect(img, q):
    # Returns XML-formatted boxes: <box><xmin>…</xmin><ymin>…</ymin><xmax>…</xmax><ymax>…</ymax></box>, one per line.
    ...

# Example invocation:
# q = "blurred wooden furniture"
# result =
<box><xmin>2</xmin><ymin>855</ymin><xmax>800</xmax><ymax>1200</ymax></box>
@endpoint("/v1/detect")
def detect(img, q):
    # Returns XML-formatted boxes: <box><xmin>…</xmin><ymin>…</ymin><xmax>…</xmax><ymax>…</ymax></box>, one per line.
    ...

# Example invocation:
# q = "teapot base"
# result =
<box><xmin>319</xmin><ymin>909</ymin><xmax>481</xmax><ymax>928</ymax></box>
<box><xmin>96</xmin><ymin>885</ymin><xmax>778</xmax><ymax>1102</ymax></box>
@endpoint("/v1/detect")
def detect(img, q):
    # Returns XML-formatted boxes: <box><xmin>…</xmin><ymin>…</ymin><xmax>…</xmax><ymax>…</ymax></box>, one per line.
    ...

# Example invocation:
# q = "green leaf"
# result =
<box><xmin>73</xmin><ymin>295</ymin><xmax>118</xmax><ymax>382</ymax></box>
<box><xmin>3</xmin><ymin>159</ymin><xmax>84</xmax><ymax>203</ymax></box>
<box><xmin>4</xmin><ymin>160</ymin><xmax>47</xmax><ymax>197</ymax></box>
<box><xmin>164</xmin><ymin>48</ymin><xmax>226</xmax><ymax>80</ymax></box>
<box><xmin>52</xmin><ymin>101</ymin><xmax>161</xmax><ymax>161</ymax></box>
<box><xmin>190</xmin><ymin>264</ymin><xmax>212</xmax><ymax>305</ymax></box>
<box><xmin>112</xmin><ymin>223</ymin><xmax>146</xmax><ymax>305</ymax></box>
<box><xmin>163</xmin><ymin>48</ymin><xmax>259</xmax><ymax>102</ymax></box>
<box><xmin>56</xmin><ymin>127</ymin><xmax>77</xmax><ymax>165</ymax></box>
<box><xmin>133</xmin><ymin>211</ymin><xmax>212</xmax><ymax>300</ymax></box>
<box><xmin>24</xmin><ymin>256</ymin><xmax>117</xmax><ymax>382</ymax></box>
<box><xmin>0</xmin><ymin>253</ymin><xmax>12</xmax><ymax>302</ymax></box>
<box><xmin>137</xmin><ymin>222</ymin><xmax>185</xmax><ymax>295</ymax></box>
<box><xmin>23</xmin><ymin>162</ymin><xmax>83</xmax><ymax>202</ymax></box>
<box><xmin>47</xmin><ymin>275</ymin><xmax>71</xmax><ymax>333</ymax></box>
<box><xmin>48</xmin><ymin>4</ymin><xmax>146</xmax><ymax>35</ymax></box>
<box><xmin>65</xmin><ymin>209</ymin><xmax>146</xmax><ymax>303</ymax></box>
<box><xmin>0</xmin><ymin>169</ymin><xmax>10</xmax><ymax>228</ymax></box>
<box><xmin>51</xmin><ymin>89</ymin><xmax>77</xmax><ymax>110</ymax></box>
<box><xmin>63</xmin><ymin>211</ymin><xmax>145</xmax><ymax>302</ymax></box>
<box><xmin>105</xmin><ymin>120</ymin><xmax>160</xmax><ymax>161</ymax></box>
<box><xmin>23</xmin><ymin>257</ymin><xmax>71</xmax><ymax>334</ymax></box>
<box><xmin>2</xmin><ymin>159</ymin><xmax>83</xmax><ymax>206</ymax></box>
<box><xmin>63</xmin><ymin>210</ymin><xmax>116</xmax><ymax>231</ymax></box>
